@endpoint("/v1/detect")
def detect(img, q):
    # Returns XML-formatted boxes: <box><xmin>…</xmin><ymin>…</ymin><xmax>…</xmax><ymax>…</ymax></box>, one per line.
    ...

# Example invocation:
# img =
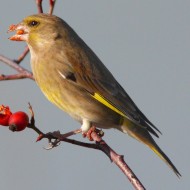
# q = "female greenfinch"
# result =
<box><xmin>9</xmin><ymin>14</ymin><xmax>180</xmax><ymax>177</ymax></box>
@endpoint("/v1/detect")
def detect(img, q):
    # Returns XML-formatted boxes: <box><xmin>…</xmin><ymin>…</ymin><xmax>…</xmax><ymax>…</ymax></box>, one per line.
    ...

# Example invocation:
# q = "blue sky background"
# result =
<box><xmin>0</xmin><ymin>1</ymin><xmax>189</xmax><ymax>189</ymax></box>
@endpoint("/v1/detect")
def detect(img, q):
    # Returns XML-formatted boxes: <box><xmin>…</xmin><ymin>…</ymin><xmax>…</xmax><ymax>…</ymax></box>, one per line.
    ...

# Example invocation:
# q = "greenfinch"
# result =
<box><xmin>9</xmin><ymin>14</ymin><xmax>180</xmax><ymax>177</ymax></box>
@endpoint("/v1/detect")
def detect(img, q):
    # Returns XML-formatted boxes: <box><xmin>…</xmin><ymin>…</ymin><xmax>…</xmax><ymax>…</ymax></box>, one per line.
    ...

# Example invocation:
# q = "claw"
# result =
<box><xmin>36</xmin><ymin>134</ymin><xmax>43</xmax><ymax>142</ymax></box>
<box><xmin>43</xmin><ymin>139</ymin><xmax>61</xmax><ymax>150</ymax></box>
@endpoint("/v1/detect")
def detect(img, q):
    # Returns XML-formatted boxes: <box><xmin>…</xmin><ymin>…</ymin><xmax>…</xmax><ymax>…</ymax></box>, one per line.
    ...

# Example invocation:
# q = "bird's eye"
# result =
<box><xmin>29</xmin><ymin>20</ymin><xmax>39</xmax><ymax>27</ymax></box>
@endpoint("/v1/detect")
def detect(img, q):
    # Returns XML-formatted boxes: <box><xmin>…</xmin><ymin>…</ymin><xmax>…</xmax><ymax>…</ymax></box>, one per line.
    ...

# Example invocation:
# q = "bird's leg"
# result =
<box><xmin>57</xmin><ymin>128</ymin><xmax>82</xmax><ymax>139</ymax></box>
<box><xmin>81</xmin><ymin>118</ymin><xmax>104</xmax><ymax>141</ymax></box>
<box><xmin>81</xmin><ymin>119</ymin><xmax>95</xmax><ymax>140</ymax></box>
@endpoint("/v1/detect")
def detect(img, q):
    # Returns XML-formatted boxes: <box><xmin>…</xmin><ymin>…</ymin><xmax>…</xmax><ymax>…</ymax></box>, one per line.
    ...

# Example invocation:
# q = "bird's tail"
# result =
<box><xmin>120</xmin><ymin>118</ymin><xmax>181</xmax><ymax>177</ymax></box>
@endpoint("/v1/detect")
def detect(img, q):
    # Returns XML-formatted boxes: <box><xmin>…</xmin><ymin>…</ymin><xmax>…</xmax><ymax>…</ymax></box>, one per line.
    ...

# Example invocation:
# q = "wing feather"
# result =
<box><xmin>60</xmin><ymin>29</ymin><xmax>161</xmax><ymax>137</ymax></box>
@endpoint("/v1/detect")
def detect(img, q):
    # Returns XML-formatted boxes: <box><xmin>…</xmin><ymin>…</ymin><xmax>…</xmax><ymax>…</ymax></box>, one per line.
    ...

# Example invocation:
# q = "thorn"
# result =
<box><xmin>28</xmin><ymin>102</ymin><xmax>34</xmax><ymax>117</ymax></box>
<box><xmin>36</xmin><ymin>134</ymin><xmax>44</xmax><ymax>142</ymax></box>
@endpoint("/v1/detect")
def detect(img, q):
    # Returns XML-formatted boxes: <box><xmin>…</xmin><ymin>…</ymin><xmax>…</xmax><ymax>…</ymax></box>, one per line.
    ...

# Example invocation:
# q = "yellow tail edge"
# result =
<box><xmin>150</xmin><ymin>143</ymin><xmax>181</xmax><ymax>178</ymax></box>
<box><xmin>121</xmin><ymin>119</ymin><xmax>181</xmax><ymax>177</ymax></box>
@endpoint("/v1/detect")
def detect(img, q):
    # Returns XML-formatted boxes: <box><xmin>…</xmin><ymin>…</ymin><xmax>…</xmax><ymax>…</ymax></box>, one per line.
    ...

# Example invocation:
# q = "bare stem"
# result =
<box><xmin>0</xmin><ymin>73</ymin><xmax>31</xmax><ymax>80</ymax></box>
<box><xmin>36</xmin><ymin>0</ymin><xmax>43</xmax><ymax>13</ymax></box>
<box><xmin>34</xmin><ymin>128</ymin><xmax>145</xmax><ymax>190</ymax></box>
<box><xmin>0</xmin><ymin>55</ymin><xmax>34</xmax><ymax>80</ymax></box>
<box><xmin>49</xmin><ymin>0</ymin><xmax>56</xmax><ymax>14</ymax></box>
<box><xmin>27</xmin><ymin>104</ymin><xmax>145</xmax><ymax>190</ymax></box>
<box><xmin>92</xmin><ymin>132</ymin><xmax>145</xmax><ymax>190</ymax></box>
<box><xmin>14</xmin><ymin>46</ymin><xmax>29</xmax><ymax>64</ymax></box>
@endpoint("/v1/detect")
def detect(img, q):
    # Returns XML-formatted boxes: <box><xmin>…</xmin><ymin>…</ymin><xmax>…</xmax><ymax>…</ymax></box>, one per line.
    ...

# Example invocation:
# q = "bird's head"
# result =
<box><xmin>8</xmin><ymin>14</ymin><xmax>67</xmax><ymax>51</ymax></box>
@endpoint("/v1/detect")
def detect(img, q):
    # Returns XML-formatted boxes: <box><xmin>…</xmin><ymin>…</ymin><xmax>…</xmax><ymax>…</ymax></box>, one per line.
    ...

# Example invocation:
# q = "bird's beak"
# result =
<box><xmin>8</xmin><ymin>23</ymin><xmax>29</xmax><ymax>41</ymax></box>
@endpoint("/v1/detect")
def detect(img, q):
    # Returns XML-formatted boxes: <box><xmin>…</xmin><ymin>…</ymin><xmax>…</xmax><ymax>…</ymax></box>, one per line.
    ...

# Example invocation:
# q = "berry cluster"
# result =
<box><xmin>0</xmin><ymin>105</ymin><xmax>29</xmax><ymax>132</ymax></box>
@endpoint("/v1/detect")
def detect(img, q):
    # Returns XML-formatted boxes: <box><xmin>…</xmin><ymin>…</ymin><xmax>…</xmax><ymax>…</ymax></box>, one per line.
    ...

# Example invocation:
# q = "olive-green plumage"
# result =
<box><xmin>10</xmin><ymin>13</ymin><xmax>180</xmax><ymax>177</ymax></box>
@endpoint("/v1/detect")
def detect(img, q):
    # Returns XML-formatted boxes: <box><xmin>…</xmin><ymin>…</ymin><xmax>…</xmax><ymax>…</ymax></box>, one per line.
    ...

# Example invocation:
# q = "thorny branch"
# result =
<box><xmin>36</xmin><ymin>0</ymin><xmax>43</xmax><ymax>14</ymax></box>
<box><xmin>27</xmin><ymin>104</ymin><xmax>145</xmax><ymax>190</ymax></box>
<box><xmin>0</xmin><ymin>55</ymin><xmax>33</xmax><ymax>80</ymax></box>
<box><xmin>14</xmin><ymin>46</ymin><xmax>29</xmax><ymax>64</ymax></box>
<box><xmin>0</xmin><ymin>0</ymin><xmax>146</xmax><ymax>190</ymax></box>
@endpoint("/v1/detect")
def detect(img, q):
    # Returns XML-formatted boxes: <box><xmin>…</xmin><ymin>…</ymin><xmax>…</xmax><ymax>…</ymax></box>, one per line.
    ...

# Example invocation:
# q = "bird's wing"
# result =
<box><xmin>58</xmin><ymin>48</ymin><xmax>160</xmax><ymax>137</ymax></box>
<box><xmin>59</xmin><ymin>40</ymin><xmax>161</xmax><ymax>137</ymax></box>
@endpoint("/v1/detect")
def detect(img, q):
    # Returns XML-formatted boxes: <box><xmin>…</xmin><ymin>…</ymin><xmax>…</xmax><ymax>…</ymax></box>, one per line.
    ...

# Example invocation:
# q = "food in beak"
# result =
<box><xmin>8</xmin><ymin>24</ymin><xmax>27</xmax><ymax>41</ymax></box>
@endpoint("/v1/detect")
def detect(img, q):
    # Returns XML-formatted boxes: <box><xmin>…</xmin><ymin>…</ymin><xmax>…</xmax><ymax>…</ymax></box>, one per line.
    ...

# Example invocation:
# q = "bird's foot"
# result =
<box><xmin>36</xmin><ymin>131</ymin><xmax>61</xmax><ymax>150</ymax></box>
<box><xmin>44</xmin><ymin>131</ymin><xmax>61</xmax><ymax>150</ymax></box>
<box><xmin>36</xmin><ymin>129</ymin><xmax>82</xmax><ymax>150</ymax></box>
<box><xmin>44</xmin><ymin>138</ymin><xmax>61</xmax><ymax>150</ymax></box>
<box><xmin>83</xmin><ymin>126</ymin><xmax>104</xmax><ymax>141</ymax></box>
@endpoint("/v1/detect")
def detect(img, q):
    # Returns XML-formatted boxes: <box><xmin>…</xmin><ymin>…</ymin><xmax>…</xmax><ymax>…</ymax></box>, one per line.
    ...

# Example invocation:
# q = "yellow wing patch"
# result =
<box><xmin>92</xmin><ymin>93</ymin><xmax>126</xmax><ymax>117</ymax></box>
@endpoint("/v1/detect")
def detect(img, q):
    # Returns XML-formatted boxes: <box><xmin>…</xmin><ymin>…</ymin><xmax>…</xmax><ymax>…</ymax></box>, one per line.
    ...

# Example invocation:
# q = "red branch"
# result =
<box><xmin>14</xmin><ymin>46</ymin><xmax>29</xmax><ymax>64</ymax></box>
<box><xmin>27</xmin><ymin>105</ymin><xmax>146</xmax><ymax>190</ymax></box>
<box><xmin>33</xmin><ymin>129</ymin><xmax>146</xmax><ymax>190</ymax></box>
<box><xmin>91</xmin><ymin>133</ymin><xmax>145</xmax><ymax>189</ymax></box>
<box><xmin>29</xmin><ymin>126</ymin><xmax>146</xmax><ymax>190</ymax></box>
<box><xmin>49</xmin><ymin>0</ymin><xmax>56</xmax><ymax>14</ymax></box>
<box><xmin>0</xmin><ymin>55</ymin><xmax>34</xmax><ymax>80</ymax></box>
<box><xmin>36</xmin><ymin>0</ymin><xmax>43</xmax><ymax>14</ymax></box>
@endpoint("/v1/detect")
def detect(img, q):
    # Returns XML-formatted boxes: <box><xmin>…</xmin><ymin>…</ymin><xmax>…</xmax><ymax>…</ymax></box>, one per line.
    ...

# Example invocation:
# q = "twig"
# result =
<box><xmin>0</xmin><ymin>55</ymin><xmax>34</xmax><ymax>80</ymax></box>
<box><xmin>36</xmin><ymin>0</ymin><xmax>43</xmax><ymax>13</ymax></box>
<box><xmin>14</xmin><ymin>46</ymin><xmax>29</xmax><ymax>64</ymax></box>
<box><xmin>26</xmin><ymin>104</ymin><xmax>146</xmax><ymax>190</ymax></box>
<box><xmin>91</xmin><ymin>132</ymin><xmax>145</xmax><ymax>190</ymax></box>
<box><xmin>34</xmin><ymin>130</ymin><xmax>145</xmax><ymax>190</ymax></box>
<box><xmin>0</xmin><ymin>73</ymin><xmax>31</xmax><ymax>80</ymax></box>
<box><xmin>49</xmin><ymin>0</ymin><xmax>56</xmax><ymax>14</ymax></box>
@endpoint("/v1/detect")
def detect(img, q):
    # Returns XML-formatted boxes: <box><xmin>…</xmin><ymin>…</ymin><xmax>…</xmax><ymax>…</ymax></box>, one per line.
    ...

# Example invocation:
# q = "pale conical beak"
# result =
<box><xmin>8</xmin><ymin>23</ymin><xmax>28</xmax><ymax>41</ymax></box>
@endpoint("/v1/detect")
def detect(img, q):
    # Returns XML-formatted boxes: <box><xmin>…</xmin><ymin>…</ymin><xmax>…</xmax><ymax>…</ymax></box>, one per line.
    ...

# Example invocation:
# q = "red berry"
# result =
<box><xmin>0</xmin><ymin>105</ymin><xmax>12</xmax><ymax>126</ymax></box>
<box><xmin>8</xmin><ymin>111</ymin><xmax>29</xmax><ymax>132</ymax></box>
